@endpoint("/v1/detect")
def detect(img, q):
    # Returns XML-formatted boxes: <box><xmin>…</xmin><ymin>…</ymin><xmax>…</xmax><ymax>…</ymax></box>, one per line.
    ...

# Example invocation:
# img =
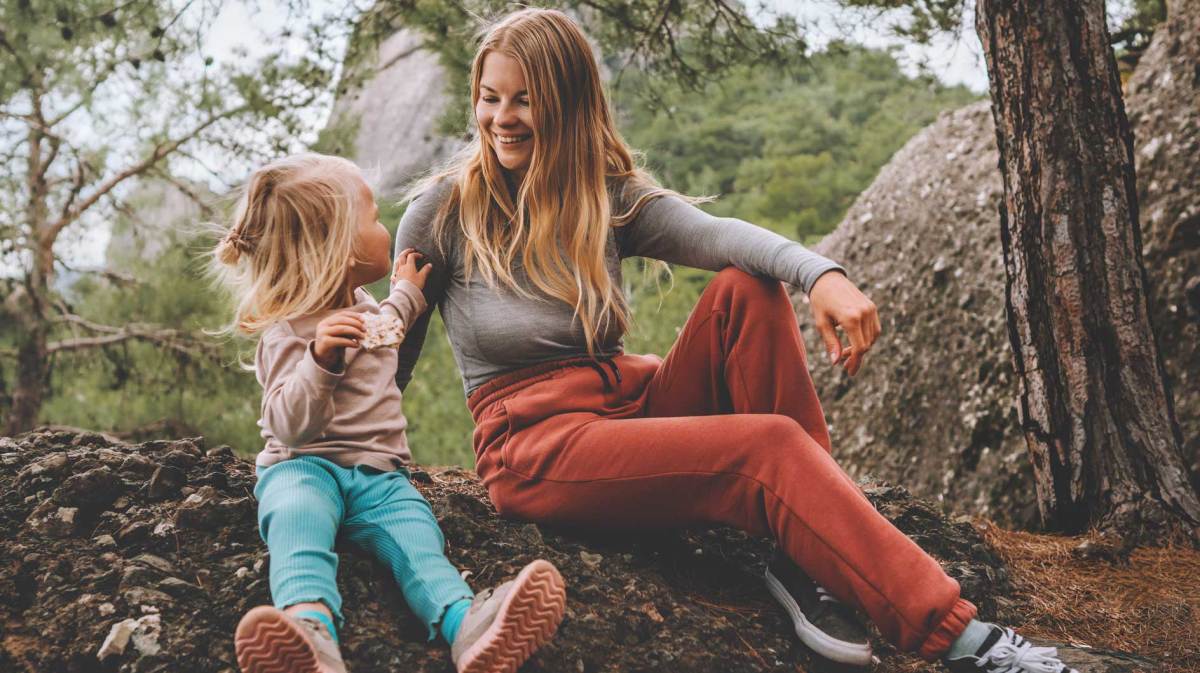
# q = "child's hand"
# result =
<box><xmin>313</xmin><ymin>311</ymin><xmax>366</xmax><ymax>371</ymax></box>
<box><xmin>392</xmin><ymin>248</ymin><xmax>433</xmax><ymax>290</ymax></box>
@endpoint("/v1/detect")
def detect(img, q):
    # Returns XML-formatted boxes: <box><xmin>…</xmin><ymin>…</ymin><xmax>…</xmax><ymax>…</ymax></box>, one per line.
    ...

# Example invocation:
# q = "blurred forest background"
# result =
<box><xmin>0</xmin><ymin>0</ymin><xmax>1166</xmax><ymax>469</ymax></box>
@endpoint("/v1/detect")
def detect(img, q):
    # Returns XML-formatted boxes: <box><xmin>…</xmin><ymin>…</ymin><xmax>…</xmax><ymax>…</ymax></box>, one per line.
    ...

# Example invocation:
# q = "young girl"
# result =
<box><xmin>212</xmin><ymin>153</ymin><xmax>566</xmax><ymax>673</ymax></box>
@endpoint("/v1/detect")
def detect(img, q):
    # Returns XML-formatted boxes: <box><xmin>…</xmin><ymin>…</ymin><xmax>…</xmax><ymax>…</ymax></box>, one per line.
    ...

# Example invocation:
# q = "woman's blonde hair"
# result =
<box><xmin>410</xmin><ymin>7</ymin><xmax>673</xmax><ymax>354</ymax></box>
<box><xmin>211</xmin><ymin>153</ymin><xmax>367</xmax><ymax>335</ymax></box>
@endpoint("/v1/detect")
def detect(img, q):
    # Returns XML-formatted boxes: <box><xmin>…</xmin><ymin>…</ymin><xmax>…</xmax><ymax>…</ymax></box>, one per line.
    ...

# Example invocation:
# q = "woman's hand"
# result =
<box><xmin>392</xmin><ymin>248</ymin><xmax>433</xmax><ymax>290</ymax></box>
<box><xmin>808</xmin><ymin>271</ymin><xmax>881</xmax><ymax>376</ymax></box>
<box><xmin>313</xmin><ymin>311</ymin><xmax>366</xmax><ymax>371</ymax></box>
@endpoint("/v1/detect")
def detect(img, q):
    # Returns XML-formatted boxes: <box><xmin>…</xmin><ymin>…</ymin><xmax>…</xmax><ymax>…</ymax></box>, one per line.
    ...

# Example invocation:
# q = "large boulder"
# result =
<box><xmin>802</xmin><ymin>11</ymin><xmax>1200</xmax><ymax>528</ymax></box>
<box><xmin>1125</xmin><ymin>12</ymin><xmax>1200</xmax><ymax>486</ymax></box>
<box><xmin>324</xmin><ymin>27</ymin><xmax>465</xmax><ymax>196</ymax></box>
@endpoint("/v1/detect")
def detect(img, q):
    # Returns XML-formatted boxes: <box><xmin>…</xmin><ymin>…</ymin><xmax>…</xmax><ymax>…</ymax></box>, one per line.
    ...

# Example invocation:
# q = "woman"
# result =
<box><xmin>395</xmin><ymin>8</ymin><xmax>1076</xmax><ymax>673</ymax></box>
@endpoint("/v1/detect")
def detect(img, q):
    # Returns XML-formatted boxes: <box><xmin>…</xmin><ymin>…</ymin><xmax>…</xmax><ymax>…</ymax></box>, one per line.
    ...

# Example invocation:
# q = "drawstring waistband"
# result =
<box><xmin>467</xmin><ymin>353</ymin><xmax>628</xmax><ymax>416</ymax></box>
<box><xmin>583</xmin><ymin>356</ymin><xmax>623</xmax><ymax>392</ymax></box>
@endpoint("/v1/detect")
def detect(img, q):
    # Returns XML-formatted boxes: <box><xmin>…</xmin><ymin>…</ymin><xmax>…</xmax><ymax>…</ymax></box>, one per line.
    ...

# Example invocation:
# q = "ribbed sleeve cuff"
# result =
<box><xmin>801</xmin><ymin>264</ymin><xmax>848</xmax><ymax>295</ymax></box>
<box><xmin>383</xmin><ymin>279</ymin><xmax>428</xmax><ymax>323</ymax></box>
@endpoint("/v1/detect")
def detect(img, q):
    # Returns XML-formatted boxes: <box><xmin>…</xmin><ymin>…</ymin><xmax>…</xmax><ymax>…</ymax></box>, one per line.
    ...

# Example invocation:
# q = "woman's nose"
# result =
<box><xmin>496</xmin><ymin>102</ymin><xmax>521</xmax><ymax>127</ymax></box>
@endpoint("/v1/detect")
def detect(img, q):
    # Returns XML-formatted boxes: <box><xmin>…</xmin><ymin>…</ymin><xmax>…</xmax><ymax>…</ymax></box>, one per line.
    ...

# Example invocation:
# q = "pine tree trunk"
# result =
<box><xmin>976</xmin><ymin>0</ymin><xmax>1200</xmax><ymax>544</ymax></box>
<box><xmin>6</xmin><ymin>323</ymin><xmax>48</xmax><ymax>436</ymax></box>
<box><xmin>5</xmin><ymin>246</ymin><xmax>50</xmax><ymax>436</ymax></box>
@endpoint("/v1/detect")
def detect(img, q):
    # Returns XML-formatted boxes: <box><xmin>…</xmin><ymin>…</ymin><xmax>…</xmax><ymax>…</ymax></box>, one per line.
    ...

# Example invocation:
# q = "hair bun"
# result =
<box><xmin>216</xmin><ymin>228</ymin><xmax>255</xmax><ymax>264</ymax></box>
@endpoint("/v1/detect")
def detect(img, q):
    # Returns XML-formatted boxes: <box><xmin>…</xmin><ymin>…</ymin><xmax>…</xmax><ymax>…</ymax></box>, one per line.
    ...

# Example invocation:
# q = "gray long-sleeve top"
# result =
<box><xmin>393</xmin><ymin>179</ymin><xmax>844</xmax><ymax>396</ymax></box>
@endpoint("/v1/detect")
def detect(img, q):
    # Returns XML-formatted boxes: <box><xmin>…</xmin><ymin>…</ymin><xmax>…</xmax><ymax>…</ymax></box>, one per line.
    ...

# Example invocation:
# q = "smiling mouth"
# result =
<box><xmin>495</xmin><ymin>133</ymin><xmax>532</xmax><ymax>145</ymax></box>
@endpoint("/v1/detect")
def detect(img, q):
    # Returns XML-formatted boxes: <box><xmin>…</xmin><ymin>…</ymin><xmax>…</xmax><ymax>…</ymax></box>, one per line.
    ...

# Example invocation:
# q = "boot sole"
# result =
<box><xmin>765</xmin><ymin>568</ymin><xmax>873</xmax><ymax>666</ymax></box>
<box><xmin>235</xmin><ymin>606</ymin><xmax>327</xmax><ymax>673</ymax></box>
<box><xmin>457</xmin><ymin>559</ymin><xmax>567</xmax><ymax>673</ymax></box>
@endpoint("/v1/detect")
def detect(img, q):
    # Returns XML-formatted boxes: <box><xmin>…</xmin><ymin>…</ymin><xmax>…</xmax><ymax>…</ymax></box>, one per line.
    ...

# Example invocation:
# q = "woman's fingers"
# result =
<box><xmin>814</xmin><ymin>318</ymin><xmax>844</xmax><ymax>364</ymax></box>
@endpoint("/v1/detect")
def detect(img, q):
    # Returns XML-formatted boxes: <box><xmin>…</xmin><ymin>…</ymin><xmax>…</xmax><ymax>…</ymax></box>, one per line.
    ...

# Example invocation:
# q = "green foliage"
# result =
<box><xmin>44</xmin><ymin>230</ymin><xmax>263</xmax><ymax>452</ymax></box>
<box><xmin>0</xmin><ymin>0</ymin><xmax>344</xmax><ymax>433</ymax></box>
<box><xmin>616</xmin><ymin>44</ymin><xmax>979</xmax><ymax>240</ymax></box>
<box><xmin>1111</xmin><ymin>0</ymin><xmax>1166</xmax><ymax>54</ymax></box>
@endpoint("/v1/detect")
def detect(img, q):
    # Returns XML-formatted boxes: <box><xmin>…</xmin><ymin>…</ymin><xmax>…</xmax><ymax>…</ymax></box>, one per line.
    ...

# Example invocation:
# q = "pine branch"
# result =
<box><xmin>47</xmin><ymin>313</ymin><xmax>221</xmax><ymax>359</ymax></box>
<box><xmin>43</xmin><ymin>104</ymin><xmax>249</xmax><ymax>242</ymax></box>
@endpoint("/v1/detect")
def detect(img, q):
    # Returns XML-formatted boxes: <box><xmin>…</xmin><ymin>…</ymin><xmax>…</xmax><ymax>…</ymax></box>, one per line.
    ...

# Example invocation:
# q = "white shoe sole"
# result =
<box><xmin>765</xmin><ymin>568</ymin><xmax>873</xmax><ymax>666</ymax></box>
<box><xmin>456</xmin><ymin>560</ymin><xmax>567</xmax><ymax>673</ymax></box>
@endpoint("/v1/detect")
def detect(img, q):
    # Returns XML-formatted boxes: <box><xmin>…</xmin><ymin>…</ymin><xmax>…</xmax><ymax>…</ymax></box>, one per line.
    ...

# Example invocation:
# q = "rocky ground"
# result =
<box><xmin>0</xmin><ymin>429</ymin><xmax>1159</xmax><ymax>673</ymax></box>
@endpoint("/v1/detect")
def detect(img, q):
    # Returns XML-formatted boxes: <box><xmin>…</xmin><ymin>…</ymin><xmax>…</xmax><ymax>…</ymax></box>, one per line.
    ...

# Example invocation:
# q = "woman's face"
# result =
<box><xmin>476</xmin><ymin>51</ymin><xmax>534</xmax><ymax>176</ymax></box>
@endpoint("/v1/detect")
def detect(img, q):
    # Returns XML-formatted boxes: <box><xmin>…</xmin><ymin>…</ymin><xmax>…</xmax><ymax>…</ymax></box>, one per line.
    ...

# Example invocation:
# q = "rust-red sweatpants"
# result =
<box><xmin>467</xmin><ymin>267</ymin><xmax>976</xmax><ymax>659</ymax></box>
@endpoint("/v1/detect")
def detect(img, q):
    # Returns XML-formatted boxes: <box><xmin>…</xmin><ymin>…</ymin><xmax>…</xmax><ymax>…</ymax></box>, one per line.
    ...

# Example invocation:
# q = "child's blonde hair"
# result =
<box><xmin>211</xmin><ymin>153</ymin><xmax>366</xmax><ymax>335</ymax></box>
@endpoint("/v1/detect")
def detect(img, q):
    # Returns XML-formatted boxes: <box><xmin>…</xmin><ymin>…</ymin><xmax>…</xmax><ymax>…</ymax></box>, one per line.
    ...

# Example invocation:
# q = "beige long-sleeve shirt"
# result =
<box><xmin>253</xmin><ymin>280</ymin><xmax>426</xmax><ymax>472</ymax></box>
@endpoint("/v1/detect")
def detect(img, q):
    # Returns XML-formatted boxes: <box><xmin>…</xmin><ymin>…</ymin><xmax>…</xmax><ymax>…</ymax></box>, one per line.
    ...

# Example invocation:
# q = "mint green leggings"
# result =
<box><xmin>254</xmin><ymin>456</ymin><xmax>473</xmax><ymax>638</ymax></box>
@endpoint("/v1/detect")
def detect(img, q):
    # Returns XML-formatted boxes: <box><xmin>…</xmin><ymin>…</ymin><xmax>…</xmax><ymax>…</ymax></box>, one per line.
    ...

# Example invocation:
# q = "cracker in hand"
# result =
<box><xmin>359</xmin><ymin>313</ymin><xmax>404</xmax><ymax>349</ymax></box>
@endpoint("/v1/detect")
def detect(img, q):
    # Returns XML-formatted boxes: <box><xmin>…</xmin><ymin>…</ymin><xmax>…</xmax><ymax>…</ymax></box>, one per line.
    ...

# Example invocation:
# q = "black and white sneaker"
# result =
<box><xmin>945</xmin><ymin>625</ymin><xmax>1079</xmax><ymax>673</ymax></box>
<box><xmin>764</xmin><ymin>553</ymin><xmax>873</xmax><ymax>666</ymax></box>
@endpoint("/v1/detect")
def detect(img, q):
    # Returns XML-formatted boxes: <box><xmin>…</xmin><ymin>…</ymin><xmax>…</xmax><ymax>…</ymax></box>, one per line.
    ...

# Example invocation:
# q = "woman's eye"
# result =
<box><xmin>482</xmin><ymin>96</ymin><xmax>498</xmax><ymax>103</ymax></box>
<box><xmin>519</xmin><ymin>99</ymin><xmax>530</xmax><ymax>107</ymax></box>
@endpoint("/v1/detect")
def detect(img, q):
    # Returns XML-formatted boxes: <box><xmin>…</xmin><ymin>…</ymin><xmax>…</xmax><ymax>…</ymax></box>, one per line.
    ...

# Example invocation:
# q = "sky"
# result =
<box><xmin>771</xmin><ymin>0</ymin><xmax>989</xmax><ymax>92</ymax></box>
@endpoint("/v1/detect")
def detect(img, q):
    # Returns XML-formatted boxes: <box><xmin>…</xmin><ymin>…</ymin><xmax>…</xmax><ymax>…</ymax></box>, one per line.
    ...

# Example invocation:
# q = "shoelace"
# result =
<box><xmin>815</xmin><ymin>585</ymin><xmax>840</xmax><ymax>603</ymax></box>
<box><xmin>980</xmin><ymin>632</ymin><xmax>1067</xmax><ymax>673</ymax></box>
<box><xmin>584</xmin><ymin>357</ymin><xmax>623</xmax><ymax>392</ymax></box>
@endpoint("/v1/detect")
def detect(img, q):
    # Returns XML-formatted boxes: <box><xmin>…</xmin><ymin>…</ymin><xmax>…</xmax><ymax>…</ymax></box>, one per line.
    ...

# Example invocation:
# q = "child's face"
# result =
<box><xmin>349</xmin><ymin>175</ymin><xmax>391</xmax><ymax>288</ymax></box>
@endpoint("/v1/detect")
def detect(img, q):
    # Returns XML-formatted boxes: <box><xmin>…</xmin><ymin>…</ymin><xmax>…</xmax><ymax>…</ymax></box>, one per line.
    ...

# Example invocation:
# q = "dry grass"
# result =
<box><xmin>981</xmin><ymin>524</ymin><xmax>1200</xmax><ymax>672</ymax></box>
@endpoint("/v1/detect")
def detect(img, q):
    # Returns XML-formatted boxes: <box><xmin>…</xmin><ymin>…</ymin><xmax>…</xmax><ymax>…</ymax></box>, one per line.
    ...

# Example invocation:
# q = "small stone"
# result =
<box><xmin>158</xmin><ymin>577</ymin><xmax>198</xmax><ymax>597</ymax></box>
<box><xmin>111</xmin><ymin>496</ymin><xmax>130</xmax><ymax>510</ymax></box>
<box><xmin>162</xmin><ymin>449</ymin><xmax>198</xmax><ymax>470</ymax></box>
<box><xmin>53</xmin><ymin>466</ymin><xmax>123</xmax><ymax>509</ymax></box>
<box><xmin>131</xmin><ymin>554</ymin><xmax>175</xmax><ymax>574</ymax></box>
<box><xmin>235</xmin><ymin>567</ymin><xmax>250</xmax><ymax>579</ymax></box>
<box><xmin>147</xmin><ymin>465</ymin><xmax>186</xmax><ymax>500</ymax></box>
<box><xmin>253</xmin><ymin>557</ymin><xmax>266</xmax><ymax>574</ymax></box>
<box><xmin>516</xmin><ymin>523</ymin><xmax>544</xmax><ymax>548</ymax></box>
<box><xmin>174</xmin><ymin>487</ymin><xmax>250</xmax><ymax>530</ymax></box>
<box><xmin>123</xmin><ymin>586</ymin><xmax>174</xmax><ymax>608</ymax></box>
<box><xmin>27</xmin><ymin>500</ymin><xmax>79</xmax><ymax>537</ymax></box>
<box><xmin>72</xmin><ymin>432</ymin><xmax>112</xmax><ymax>448</ymax></box>
<box><xmin>97</xmin><ymin>618</ymin><xmax>138</xmax><ymax>660</ymax></box>
<box><xmin>579</xmin><ymin>551</ymin><xmax>602</xmax><ymax>568</ymax></box>
<box><xmin>152</xmin><ymin>521</ymin><xmax>176</xmax><ymax>537</ymax></box>
<box><xmin>130</xmin><ymin>613</ymin><xmax>162</xmax><ymax>657</ymax></box>
<box><xmin>95</xmin><ymin>448</ymin><xmax>125</xmax><ymax>464</ymax></box>
<box><xmin>94</xmin><ymin>534</ymin><xmax>117</xmax><ymax>549</ymax></box>
<box><xmin>99</xmin><ymin>602</ymin><xmax>116</xmax><ymax>616</ymax></box>
<box><xmin>205</xmin><ymin>445</ymin><xmax>234</xmax><ymax>458</ymax></box>
<box><xmin>18</xmin><ymin>453</ymin><xmax>68</xmax><ymax>482</ymax></box>
<box><xmin>119</xmin><ymin>454</ymin><xmax>157</xmax><ymax>477</ymax></box>
<box><xmin>116</xmin><ymin>520</ymin><xmax>153</xmax><ymax>545</ymax></box>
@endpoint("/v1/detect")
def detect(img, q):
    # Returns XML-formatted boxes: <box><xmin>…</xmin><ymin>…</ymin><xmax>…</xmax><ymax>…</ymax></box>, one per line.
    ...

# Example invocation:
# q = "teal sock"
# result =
<box><xmin>295</xmin><ymin>609</ymin><xmax>339</xmax><ymax>644</ymax></box>
<box><xmin>440</xmin><ymin>598</ymin><xmax>472</xmax><ymax>645</ymax></box>
<box><xmin>945</xmin><ymin>619</ymin><xmax>993</xmax><ymax>659</ymax></box>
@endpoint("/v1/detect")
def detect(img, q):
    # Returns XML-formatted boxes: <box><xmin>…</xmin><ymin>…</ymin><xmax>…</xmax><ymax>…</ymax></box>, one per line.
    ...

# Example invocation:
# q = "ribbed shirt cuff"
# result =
<box><xmin>801</xmin><ymin>263</ymin><xmax>848</xmax><ymax>295</ymax></box>
<box><xmin>384</xmin><ymin>279</ymin><xmax>428</xmax><ymax>320</ymax></box>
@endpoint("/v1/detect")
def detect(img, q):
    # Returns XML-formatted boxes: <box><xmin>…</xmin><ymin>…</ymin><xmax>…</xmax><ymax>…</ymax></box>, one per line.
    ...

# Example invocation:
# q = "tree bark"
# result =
<box><xmin>976</xmin><ymin>0</ymin><xmax>1200</xmax><ymax>544</ymax></box>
